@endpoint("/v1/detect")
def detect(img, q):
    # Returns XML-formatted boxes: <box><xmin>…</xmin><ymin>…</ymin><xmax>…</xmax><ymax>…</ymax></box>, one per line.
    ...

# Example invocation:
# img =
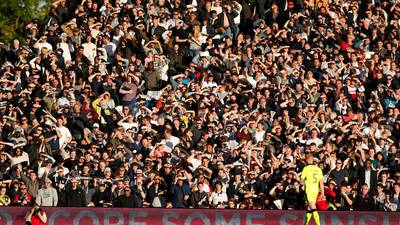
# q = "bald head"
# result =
<box><xmin>305</xmin><ymin>153</ymin><xmax>314</xmax><ymax>165</ymax></box>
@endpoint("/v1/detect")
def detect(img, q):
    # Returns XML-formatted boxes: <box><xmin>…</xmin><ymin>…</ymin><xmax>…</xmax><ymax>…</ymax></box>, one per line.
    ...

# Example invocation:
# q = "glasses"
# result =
<box><xmin>124</xmin><ymin>189</ymin><xmax>131</xmax><ymax>192</ymax></box>
<box><xmin>20</xmin><ymin>188</ymin><xmax>26</xmax><ymax>190</ymax></box>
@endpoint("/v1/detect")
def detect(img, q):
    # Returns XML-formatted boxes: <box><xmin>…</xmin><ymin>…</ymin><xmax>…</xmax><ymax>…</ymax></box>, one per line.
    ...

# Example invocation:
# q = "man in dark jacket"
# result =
<box><xmin>358</xmin><ymin>160</ymin><xmax>377</xmax><ymax>191</ymax></box>
<box><xmin>66</xmin><ymin>177</ymin><xmax>86</xmax><ymax>207</ymax></box>
<box><xmin>88</xmin><ymin>182</ymin><xmax>113</xmax><ymax>207</ymax></box>
<box><xmin>216</xmin><ymin>3</ymin><xmax>239</xmax><ymax>37</ymax></box>
<box><xmin>191</xmin><ymin>182</ymin><xmax>209</xmax><ymax>208</ymax></box>
<box><xmin>170</xmin><ymin>176</ymin><xmax>191</xmax><ymax>208</ymax></box>
<box><xmin>146</xmin><ymin>176</ymin><xmax>167</xmax><ymax>208</ymax></box>
<box><xmin>354</xmin><ymin>184</ymin><xmax>375</xmax><ymax>211</ymax></box>
<box><xmin>115</xmin><ymin>186</ymin><xmax>138</xmax><ymax>208</ymax></box>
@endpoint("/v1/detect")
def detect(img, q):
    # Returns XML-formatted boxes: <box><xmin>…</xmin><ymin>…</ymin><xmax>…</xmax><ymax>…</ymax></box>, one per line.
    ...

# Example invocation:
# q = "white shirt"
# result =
<box><xmin>211</xmin><ymin>5</ymin><xmax>222</xmax><ymax>14</ymax></box>
<box><xmin>57</xmin><ymin>97</ymin><xmax>70</xmax><ymax>108</ymax></box>
<box><xmin>188</xmin><ymin>158</ymin><xmax>201</xmax><ymax>171</ymax></box>
<box><xmin>202</xmin><ymin>81</ymin><xmax>217</xmax><ymax>89</ymax></box>
<box><xmin>210</xmin><ymin>191</ymin><xmax>227</xmax><ymax>206</ymax></box>
<box><xmin>164</xmin><ymin>135</ymin><xmax>180</xmax><ymax>150</ymax></box>
<box><xmin>82</xmin><ymin>42</ymin><xmax>97</xmax><ymax>64</ymax></box>
<box><xmin>365</xmin><ymin>170</ymin><xmax>371</xmax><ymax>188</ymax></box>
<box><xmin>306</xmin><ymin>138</ymin><xmax>323</xmax><ymax>147</ymax></box>
<box><xmin>233</xmin><ymin>4</ymin><xmax>242</xmax><ymax>24</ymax></box>
<box><xmin>12</xmin><ymin>152</ymin><xmax>29</xmax><ymax>166</ymax></box>
<box><xmin>254</xmin><ymin>131</ymin><xmax>265</xmax><ymax>143</ymax></box>
<box><xmin>57</xmin><ymin>126</ymin><xmax>72</xmax><ymax>149</ymax></box>
<box><xmin>57</xmin><ymin>42</ymin><xmax>71</xmax><ymax>62</ymax></box>
<box><xmin>362</xmin><ymin>127</ymin><xmax>381</xmax><ymax>139</ymax></box>
<box><xmin>120</xmin><ymin>122</ymin><xmax>138</xmax><ymax>131</ymax></box>
<box><xmin>37</xmin><ymin>42</ymin><xmax>53</xmax><ymax>52</ymax></box>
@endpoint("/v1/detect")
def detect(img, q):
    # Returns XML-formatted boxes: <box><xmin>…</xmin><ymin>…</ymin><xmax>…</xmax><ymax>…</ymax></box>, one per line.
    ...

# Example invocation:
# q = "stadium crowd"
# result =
<box><xmin>0</xmin><ymin>0</ymin><xmax>399</xmax><ymax>211</ymax></box>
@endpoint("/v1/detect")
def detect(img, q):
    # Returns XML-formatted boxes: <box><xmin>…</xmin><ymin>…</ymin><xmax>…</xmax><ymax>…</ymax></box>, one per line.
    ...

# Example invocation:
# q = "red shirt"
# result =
<box><xmin>12</xmin><ymin>193</ymin><xmax>33</xmax><ymax>205</ymax></box>
<box><xmin>31</xmin><ymin>211</ymin><xmax>46</xmax><ymax>225</ymax></box>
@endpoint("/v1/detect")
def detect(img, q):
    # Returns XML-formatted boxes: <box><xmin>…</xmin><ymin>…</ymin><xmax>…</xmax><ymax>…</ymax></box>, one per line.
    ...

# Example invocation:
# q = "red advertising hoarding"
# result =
<box><xmin>0</xmin><ymin>207</ymin><xmax>399</xmax><ymax>225</ymax></box>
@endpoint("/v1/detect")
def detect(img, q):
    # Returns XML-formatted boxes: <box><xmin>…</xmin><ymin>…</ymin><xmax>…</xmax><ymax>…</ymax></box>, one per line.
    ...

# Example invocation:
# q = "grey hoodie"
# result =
<box><xmin>36</xmin><ymin>187</ymin><xmax>58</xmax><ymax>206</ymax></box>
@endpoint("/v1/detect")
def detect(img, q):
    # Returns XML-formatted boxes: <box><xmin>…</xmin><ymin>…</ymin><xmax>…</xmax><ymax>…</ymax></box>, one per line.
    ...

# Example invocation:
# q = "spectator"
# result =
<box><xmin>330</xmin><ymin>159</ymin><xmax>348</xmax><ymax>186</ymax></box>
<box><xmin>88</xmin><ymin>182</ymin><xmax>112</xmax><ymax>207</ymax></box>
<box><xmin>12</xmin><ymin>183</ymin><xmax>33</xmax><ymax>206</ymax></box>
<box><xmin>18</xmin><ymin>166</ymin><xmax>42</xmax><ymax>199</ymax></box>
<box><xmin>191</xmin><ymin>182</ymin><xmax>209</xmax><ymax>208</ymax></box>
<box><xmin>115</xmin><ymin>186</ymin><xmax>139</xmax><ymax>208</ymax></box>
<box><xmin>170</xmin><ymin>176</ymin><xmax>190</xmax><ymax>208</ymax></box>
<box><xmin>65</xmin><ymin>177</ymin><xmax>86</xmax><ymax>207</ymax></box>
<box><xmin>358</xmin><ymin>160</ymin><xmax>378</xmax><ymax>191</ymax></box>
<box><xmin>336</xmin><ymin>182</ymin><xmax>354</xmax><ymax>211</ymax></box>
<box><xmin>209</xmin><ymin>181</ymin><xmax>228</xmax><ymax>208</ymax></box>
<box><xmin>354</xmin><ymin>184</ymin><xmax>375</xmax><ymax>211</ymax></box>
<box><xmin>146</xmin><ymin>175</ymin><xmax>167</xmax><ymax>208</ymax></box>
<box><xmin>36</xmin><ymin>178</ymin><xmax>58</xmax><ymax>207</ymax></box>
<box><xmin>0</xmin><ymin>186</ymin><xmax>11</xmax><ymax>206</ymax></box>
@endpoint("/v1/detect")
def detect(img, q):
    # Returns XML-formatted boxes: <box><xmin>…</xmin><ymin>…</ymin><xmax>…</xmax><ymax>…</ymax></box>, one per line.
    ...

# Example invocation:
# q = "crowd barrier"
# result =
<box><xmin>0</xmin><ymin>207</ymin><xmax>399</xmax><ymax>225</ymax></box>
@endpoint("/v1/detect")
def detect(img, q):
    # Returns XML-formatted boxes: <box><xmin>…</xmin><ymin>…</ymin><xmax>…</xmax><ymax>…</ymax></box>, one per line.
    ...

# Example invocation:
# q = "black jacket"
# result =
<box><xmin>66</xmin><ymin>187</ymin><xmax>86</xmax><ymax>207</ymax></box>
<box><xmin>116</xmin><ymin>194</ymin><xmax>139</xmax><ymax>208</ymax></box>
<box><xmin>354</xmin><ymin>194</ymin><xmax>375</xmax><ymax>211</ymax></box>
<box><xmin>358</xmin><ymin>168</ymin><xmax>377</xmax><ymax>191</ymax></box>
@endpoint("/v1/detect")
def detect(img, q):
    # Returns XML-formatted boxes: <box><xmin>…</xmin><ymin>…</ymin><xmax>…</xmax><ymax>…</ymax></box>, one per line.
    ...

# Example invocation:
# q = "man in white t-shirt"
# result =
<box><xmin>82</xmin><ymin>35</ymin><xmax>97</xmax><ymax>64</ymax></box>
<box><xmin>56</xmin><ymin>118</ymin><xmax>72</xmax><ymax>152</ymax></box>
<box><xmin>163</xmin><ymin>129</ymin><xmax>180</xmax><ymax>152</ymax></box>
<box><xmin>35</xmin><ymin>36</ymin><xmax>53</xmax><ymax>52</ymax></box>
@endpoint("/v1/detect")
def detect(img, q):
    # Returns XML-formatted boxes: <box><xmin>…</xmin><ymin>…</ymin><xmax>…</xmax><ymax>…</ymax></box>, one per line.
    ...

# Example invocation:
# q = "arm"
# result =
<box><xmin>340</xmin><ymin>189</ymin><xmax>353</xmax><ymax>206</ymax></box>
<box><xmin>35</xmin><ymin>191</ymin><xmax>42</xmax><ymax>206</ymax></box>
<box><xmin>53</xmin><ymin>188</ymin><xmax>58</xmax><ymax>206</ymax></box>
<box><xmin>0</xmin><ymin>141</ymin><xmax>15</xmax><ymax>148</ymax></box>
<box><xmin>269</xmin><ymin>186</ymin><xmax>278</xmax><ymax>197</ymax></box>
<box><xmin>117</xmin><ymin>116</ymin><xmax>128</xmax><ymax>127</ymax></box>
<box><xmin>37</xmin><ymin>211</ymin><xmax>48</xmax><ymax>223</ymax></box>
<box><xmin>319</xmin><ymin>178</ymin><xmax>325</xmax><ymax>198</ymax></box>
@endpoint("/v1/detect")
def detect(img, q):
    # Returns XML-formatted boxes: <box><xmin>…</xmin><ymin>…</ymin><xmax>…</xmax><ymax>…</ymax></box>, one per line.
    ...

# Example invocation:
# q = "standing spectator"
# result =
<box><xmin>209</xmin><ymin>181</ymin><xmax>228</xmax><ymax>208</ymax></box>
<box><xmin>0</xmin><ymin>0</ymin><xmax>400</xmax><ymax>213</ymax></box>
<box><xmin>336</xmin><ymin>182</ymin><xmax>355</xmax><ymax>211</ymax></box>
<box><xmin>66</xmin><ymin>177</ymin><xmax>86</xmax><ymax>207</ymax></box>
<box><xmin>0</xmin><ymin>186</ymin><xmax>11</xmax><ymax>206</ymax></box>
<box><xmin>12</xmin><ymin>183</ymin><xmax>33</xmax><ymax>206</ymax></box>
<box><xmin>81</xmin><ymin>178</ymin><xmax>95</xmax><ymax>206</ymax></box>
<box><xmin>115</xmin><ymin>186</ymin><xmax>138</xmax><ymax>208</ymax></box>
<box><xmin>358</xmin><ymin>160</ymin><xmax>378</xmax><ymax>191</ymax></box>
<box><xmin>36</xmin><ymin>178</ymin><xmax>58</xmax><ymax>207</ymax></box>
<box><xmin>88</xmin><ymin>182</ymin><xmax>112</xmax><ymax>207</ymax></box>
<box><xmin>330</xmin><ymin>159</ymin><xmax>348</xmax><ymax>186</ymax></box>
<box><xmin>18</xmin><ymin>166</ymin><xmax>42</xmax><ymax>199</ymax></box>
<box><xmin>146</xmin><ymin>175</ymin><xmax>167</xmax><ymax>208</ymax></box>
<box><xmin>354</xmin><ymin>184</ymin><xmax>375</xmax><ymax>211</ymax></box>
<box><xmin>191</xmin><ymin>182</ymin><xmax>209</xmax><ymax>208</ymax></box>
<box><xmin>170</xmin><ymin>176</ymin><xmax>190</xmax><ymax>208</ymax></box>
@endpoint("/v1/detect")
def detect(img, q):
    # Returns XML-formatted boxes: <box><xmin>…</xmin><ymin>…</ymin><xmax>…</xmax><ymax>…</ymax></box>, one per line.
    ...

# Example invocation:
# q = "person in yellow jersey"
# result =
<box><xmin>300</xmin><ymin>153</ymin><xmax>324</xmax><ymax>225</ymax></box>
